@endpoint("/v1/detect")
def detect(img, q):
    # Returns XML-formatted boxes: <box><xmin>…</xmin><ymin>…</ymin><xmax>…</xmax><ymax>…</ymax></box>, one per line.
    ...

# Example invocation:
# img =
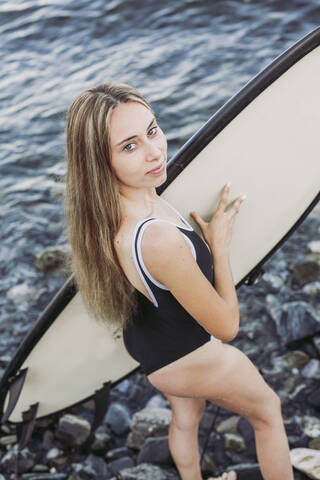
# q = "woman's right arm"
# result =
<box><xmin>190</xmin><ymin>183</ymin><xmax>246</xmax><ymax>337</ymax></box>
<box><xmin>141</xmin><ymin>184</ymin><xmax>246</xmax><ymax>341</ymax></box>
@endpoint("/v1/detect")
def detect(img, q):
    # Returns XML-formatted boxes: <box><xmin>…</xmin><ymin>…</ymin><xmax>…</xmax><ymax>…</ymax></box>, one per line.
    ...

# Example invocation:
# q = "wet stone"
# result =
<box><xmin>0</xmin><ymin>434</ymin><xmax>17</xmax><ymax>446</ymax></box>
<box><xmin>105</xmin><ymin>446</ymin><xmax>134</xmax><ymax>461</ymax></box>
<box><xmin>301</xmin><ymin>359</ymin><xmax>320</xmax><ymax>379</ymax></box>
<box><xmin>42</xmin><ymin>430</ymin><xmax>55</xmax><ymax>450</ymax></box>
<box><xmin>32</xmin><ymin>465</ymin><xmax>50</xmax><ymax>473</ymax></box>
<box><xmin>137</xmin><ymin>436</ymin><xmax>171</xmax><ymax>464</ymax></box>
<box><xmin>266</xmin><ymin>297</ymin><xmax>320</xmax><ymax>346</ymax></box>
<box><xmin>91</xmin><ymin>431</ymin><xmax>112</xmax><ymax>452</ymax></box>
<box><xmin>108</xmin><ymin>456</ymin><xmax>135</xmax><ymax>473</ymax></box>
<box><xmin>114</xmin><ymin>463</ymin><xmax>168</xmax><ymax>480</ymax></box>
<box><xmin>224</xmin><ymin>433</ymin><xmax>246</xmax><ymax>453</ymax></box>
<box><xmin>290</xmin><ymin>448</ymin><xmax>320</xmax><ymax>479</ymax></box>
<box><xmin>21</xmin><ymin>474</ymin><xmax>68</xmax><ymax>480</ymax></box>
<box><xmin>105</xmin><ymin>402</ymin><xmax>131</xmax><ymax>436</ymax></box>
<box><xmin>216</xmin><ymin>416</ymin><xmax>240</xmax><ymax>434</ymax></box>
<box><xmin>308</xmin><ymin>387</ymin><xmax>320</xmax><ymax>409</ymax></box>
<box><xmin>302</xmin><ymin>281</ymin><xmax>320</xmax><ymax>296</ymax></box>
<box><xmin>291</xmin><ymin>261</ymin><xmax>320</xmax><ymax>287</ymax></box>
<box><xmin>55</xmin><ymin>414</ymin><xmax>91</xmax><ymax>447</ymax></box>
<box><xmin>0</xmin><ymin>444</ymin><xmax>36</xmax><ymax>473</ymax></box>
<box><xmin>35</xmin><ymin>247</ymin><xmax>70</xmax><ymax>273</ymax></box>
<box><xmin>83</xmin><ymin>454</ymin><xmax>112</xmax><ymax>480</ymax></box>
<box><xmin>301</xmin><ymin>416</ymin><xmax>320</xmax><ymax>439</ymax></box>
<box><xmin>126</xmin><ymin>408</ymin><xmax>172</xmax><ymax>449</ymax></box>
<box><xmin>309</xmin><ymin>437</ymin><xmax>320</xmax><ymax>450</ymax></box>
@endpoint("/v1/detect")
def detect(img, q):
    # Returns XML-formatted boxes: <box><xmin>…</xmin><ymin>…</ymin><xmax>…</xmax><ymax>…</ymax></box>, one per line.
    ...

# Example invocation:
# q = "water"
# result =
<box><xmin>1</xmin><ymin>0</ymin><xmax>320</xmax><ymax>358</ymax></box>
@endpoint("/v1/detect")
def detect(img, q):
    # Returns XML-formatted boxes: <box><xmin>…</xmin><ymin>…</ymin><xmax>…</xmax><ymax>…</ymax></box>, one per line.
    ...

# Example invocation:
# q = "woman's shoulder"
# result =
<box><xmin>139</xmin><ymin>219</ymin><xmax>190</xmax><ymax>262</ymax></box>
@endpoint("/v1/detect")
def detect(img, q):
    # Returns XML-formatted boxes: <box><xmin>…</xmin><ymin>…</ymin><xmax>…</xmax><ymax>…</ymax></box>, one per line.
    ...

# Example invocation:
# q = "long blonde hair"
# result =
<box><xmin>64</xmin><ymin>82</ymin><xmax>153</xmax><ymax>328</ymax></box>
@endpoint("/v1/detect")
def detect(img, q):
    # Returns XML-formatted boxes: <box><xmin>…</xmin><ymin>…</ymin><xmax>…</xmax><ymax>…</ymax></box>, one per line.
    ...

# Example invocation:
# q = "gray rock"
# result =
<box><xmin>216</xmin><ymin>416</ymin><xmax>240</xmax><ymax>434</ymax></box>
<box><xmin>301</xmin><ymin>416</ymin><xmax>320</xmax><ymax>439</ymax></box>
<box><xmin>46</xmin><ymin>448</ymin><xmax>61</xmax><ymax>460</ymax></box>
<box><xmin>308</xmin><ymin>241</ymin><xmax>320</xmax><ymax>253</ymax></box>
<box><xmin>261</xmin><ymin>272</ymin><xmax>284</xmax><ymax>289</ymax></box>
<box><xmin>21</xmin><ymin>474</ymin><xmax>68</xmax><ymax>480</ymax></box>
<box><xmin>219</xmin><ymin>463</ymin><xmax>262</xmax><ymax>480</ymax></box>
<box><xmin>83</xmin><ymin>454</ymin><xmax>112</xmax><ymax>480</ymax></box>
<box><xmin>137</xmin><ymin>436</ymin><xmax>171</xmax><ymax>464</ymax></box>
<box><xmin>291</xmin><ymin>261</ymin><xmax>320</xmax><ymax>287</ymax></box>
<box><xmin>105</xmin><ymin>447</ymin><xmax>134</xmax><ymax>461</ymax></box>
<box><xmin>199</xmin><ymin>411</ymin><xmax>217</xmax><ymax>432</ymax></box>
<box><xmin>113</xmin><ymin>379</ymin><xmax>131</xmax><ymax>394</ymax></box>
<box><xmin>55</xmin><ymin>414</ymin><xmax>91</xmax><ymax>446</ymax></box>
<box><xmin>35</xmin><ymin>246</ymin><xmax>71</xmax><ymax>273</ymax></box>
<box><xmin>105</xmin><ymin>402</ymin><xmax>131</xmax><ymax>435</ymax></box>
<box><xmin>266</xmin><ymin>297</ymin><xmax>320</xmax><ymax>345</ymax></box>
<box><xmin>224</xmin><ymin>433</ymin><xmax>246</xmax><ymax>453</ymax></box>
<box><xmin>126</xmin><ymin>408</ymin><xmax>172</xmax><ymax>449</ymax></box>
<box><xmin>301</xmin><ymin>359</ymin><xmax>320</xmax><ymax>379</ymax></box>
<box><xmin>309</xmin><ymin>437</ymin><xmax>320</xmax><ymax>450</ymax></box>
<box><xmin>42</xmin><ymin>430</ymin><xmax>55</xmax><ymax>450</ymax></box>
<box><xmin>290</xmin><ymin>448</ymin><xmax>320</xmax><ymax>479</ymax></box>
<box><xmin>308</xmin><ymin>387</ymin><xmax>320</xmax><ymax>409</ymax></box>
<box><xmin>117</xmin><ymin>463</ymin><xmax>168</xmax><ymax>480</ymax></box>
<box><xmin>32</xmin><ymin>465</ymin><xmax>49</xmax><ymax>473</ymax></box>
<box><xmin>145</xmin><ymin>394</ymin><xmax>168</xmax><ymax>409</ymax></box>
<box><xmin>303</xmin><ymin>282</ymin><xmax>320</xmax><ymax>296</ymax></box>
<box><xmin>0</xmin><ymin>434</ymin><xmax>17</xmax><ymax>446</ymax></box>
<box><xmin>91</xmin><ymin>431</ymin><xmax>112</xmax><ymax>452</ymax></box>
<box><xmin>1</xmin><ymin>444</ymin><xmax>36</xmax><ymax>473</ymax></box>
<box><xmin>313</xmin><ymin>335</ymin><xmax>320</xmax><ymax>354</ymax></box>
<box><xmin>1</xmin><ymin>425</ymin><xmax>12</xmax><ymax>434</ymax></box>
<box><xmin>108</xmin><ymin>456</ymin><xmax>135</xmax><ymax>473</ymax></box>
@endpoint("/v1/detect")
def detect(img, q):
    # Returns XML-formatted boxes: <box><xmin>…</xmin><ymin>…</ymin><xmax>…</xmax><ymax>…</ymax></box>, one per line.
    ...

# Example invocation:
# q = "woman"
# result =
<box><xmin>65</xmin><ymin>83</ymin><xmax>294</xmax><ymax>480</ymax></box>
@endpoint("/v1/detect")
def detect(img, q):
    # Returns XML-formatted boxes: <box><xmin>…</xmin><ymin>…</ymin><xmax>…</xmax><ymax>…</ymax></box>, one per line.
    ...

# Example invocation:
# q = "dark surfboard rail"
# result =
<box><xmin>1</xmin><ymin>26</ymin><xmax>320</xmax><ymax>430</ymax></box>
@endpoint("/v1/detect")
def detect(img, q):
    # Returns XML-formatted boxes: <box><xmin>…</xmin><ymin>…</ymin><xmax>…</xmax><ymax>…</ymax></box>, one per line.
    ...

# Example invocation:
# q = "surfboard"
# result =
<box><xmin>1</xmin><ymin>26</ymin><xmax>319</xmax><ymax>434</ymax></box>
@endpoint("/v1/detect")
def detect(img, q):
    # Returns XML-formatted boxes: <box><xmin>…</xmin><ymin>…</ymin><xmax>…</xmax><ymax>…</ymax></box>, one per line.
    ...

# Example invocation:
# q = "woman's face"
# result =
<box><xmin>109</xmin><ymin>101</ymin><xmax>167</xmax><ymax>192</ymax></box>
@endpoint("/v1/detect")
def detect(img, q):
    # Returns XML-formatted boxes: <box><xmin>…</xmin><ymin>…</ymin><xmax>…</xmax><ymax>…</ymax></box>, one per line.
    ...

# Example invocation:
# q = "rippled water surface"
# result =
<box><xmin>1</xmin><ymin>0</ymin><xmax>320</xmax><ymax>357</ymax></box>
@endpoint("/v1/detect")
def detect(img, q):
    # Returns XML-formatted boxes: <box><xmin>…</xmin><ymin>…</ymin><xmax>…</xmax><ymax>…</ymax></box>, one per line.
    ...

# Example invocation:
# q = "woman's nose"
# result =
<box><xmin>145</xmin><ymin>139</ymin><xmax>161</xmax><ymax>160</ymax></box>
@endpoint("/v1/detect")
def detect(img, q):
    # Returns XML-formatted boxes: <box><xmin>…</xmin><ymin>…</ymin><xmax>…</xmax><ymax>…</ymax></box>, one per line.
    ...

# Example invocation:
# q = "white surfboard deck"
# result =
<box><xmin>2</xmin><ymin>28</ymin><xmax>320</xmax><ymax>423</ymax></box>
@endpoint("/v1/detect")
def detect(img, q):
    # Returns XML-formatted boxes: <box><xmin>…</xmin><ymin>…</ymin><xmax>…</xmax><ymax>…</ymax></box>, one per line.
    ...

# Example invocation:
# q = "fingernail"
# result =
<box><xmin>241</xmin><ymin>194</ymin><xmax>247</xmax><ymax>200</ymax></box>
<box><xmin>226</xmin><ymin>182</ymin><xmax>231</xmax><ymax>188</ymax></box>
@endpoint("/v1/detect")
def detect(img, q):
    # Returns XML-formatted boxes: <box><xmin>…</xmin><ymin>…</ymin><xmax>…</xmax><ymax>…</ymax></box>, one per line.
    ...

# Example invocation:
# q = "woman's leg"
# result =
<box><xmin>148</xmin><ymin>339</ymin><xmax>294</xmax><ymax>480</ymax></box>
<box><xmin>164</xmin><ymin>394</ymin><xmax>205</xmax><ymax>480</ymax></box>
<box><xmin>163</xmin><ymin>393</ymin><xmax>236</xmax><ymax>480</ymax></box>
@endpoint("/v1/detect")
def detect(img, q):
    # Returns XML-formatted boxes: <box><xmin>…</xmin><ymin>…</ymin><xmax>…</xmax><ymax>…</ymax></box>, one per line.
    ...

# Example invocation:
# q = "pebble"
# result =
<box><xmin>301</xmin><ymin>359</ymin><xmax>320</xmax><ymax>379</ymax></box>
<box><xmin>105</xmin><ymin>402</ymin><xmax>132</xmax><ymax>435</ymax></box>
<box><xmin>290</xmin><ymin>448</ymin><xmax>320</xmax><ymax>479</ymax></box>
<box><xmin>126</xmin><ymin>408</ymin><xmax>172</xmax><ymax>449</ymax></box>
<box><xmin>224</xmin><ymin>433</ymin><xmax>246</xmax><ymax>453</ymax></box>
<box><xmin>55</xmin><ymin>414</ymin><xmax>91</xmax><ymax>446</ymax></box>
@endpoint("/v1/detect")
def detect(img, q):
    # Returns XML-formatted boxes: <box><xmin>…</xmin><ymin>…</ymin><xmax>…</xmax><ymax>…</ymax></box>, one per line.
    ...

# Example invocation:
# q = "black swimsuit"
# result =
<box><xmin>122</xmin><ymin>202</ymin><xmax>215</xmax><ymax>376</ymax></box>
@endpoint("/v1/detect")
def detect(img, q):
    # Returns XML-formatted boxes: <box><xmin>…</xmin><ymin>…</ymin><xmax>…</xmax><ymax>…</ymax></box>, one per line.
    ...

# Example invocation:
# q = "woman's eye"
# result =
<box><xmin>148</xmin><ymin>126</ymin><xmax>158</xmax><ymax>136</ymax></box>
<box><xmin>124</xmin><ymin>143</ymin><xmax>135</xmax><ymax>152</ymax></box>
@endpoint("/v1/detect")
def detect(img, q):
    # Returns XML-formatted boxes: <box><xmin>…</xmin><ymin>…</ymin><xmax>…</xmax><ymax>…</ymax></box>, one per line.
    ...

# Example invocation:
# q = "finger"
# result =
<box><xmin>217</xmin><ymin>183</ymin><xmax>230</xmax><ymax>212</ymax></box>
<box><xmin>190</xmin><ymin>210</ymin><xmax>207</xmax><ymax>228</ymax></box>
<box><xmin>230</xmin><ymin>194</ymin><xmax>246</xmax><ymax>216</ymax></box>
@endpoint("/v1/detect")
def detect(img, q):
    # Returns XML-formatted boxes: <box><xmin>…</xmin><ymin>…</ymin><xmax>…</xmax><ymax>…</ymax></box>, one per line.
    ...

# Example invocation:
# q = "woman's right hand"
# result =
<box><xmin>190</xmin><ymin>183</ymin><xmax>246</xmax><ymax>252</ymax></box>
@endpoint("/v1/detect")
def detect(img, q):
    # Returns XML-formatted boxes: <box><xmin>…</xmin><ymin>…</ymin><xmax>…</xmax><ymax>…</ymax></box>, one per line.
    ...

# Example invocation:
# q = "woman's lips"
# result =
<box><xmin>147</xmin><ymin>162</ymin><xmax>165</xmax><ymax>175</ymax></box>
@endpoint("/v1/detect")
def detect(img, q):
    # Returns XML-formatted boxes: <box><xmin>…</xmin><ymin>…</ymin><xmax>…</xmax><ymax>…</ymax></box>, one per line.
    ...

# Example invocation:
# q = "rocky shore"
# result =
<box><xmin>0</xmin><ymin>203</ymin><xmax>319</xmax><ymax>480</ymax></box>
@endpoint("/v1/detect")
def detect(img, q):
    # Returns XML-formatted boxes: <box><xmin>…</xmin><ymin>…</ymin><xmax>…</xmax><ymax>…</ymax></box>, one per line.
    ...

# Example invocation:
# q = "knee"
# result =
<box><xmin>249</xmin><ymin>388</ymin><xmax>282</xmax><ymax>430</ymax></box>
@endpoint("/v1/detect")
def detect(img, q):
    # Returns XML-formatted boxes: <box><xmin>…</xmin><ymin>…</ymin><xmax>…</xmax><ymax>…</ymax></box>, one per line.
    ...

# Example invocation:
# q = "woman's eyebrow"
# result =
<box><xmin>116</xmin><ymin>117</ymin><xmax>156</xmax><ymax>146</ymax></box>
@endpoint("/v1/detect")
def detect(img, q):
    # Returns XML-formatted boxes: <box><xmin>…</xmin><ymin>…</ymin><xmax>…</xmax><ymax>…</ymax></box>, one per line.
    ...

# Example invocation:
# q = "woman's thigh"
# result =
<box><xmin>148</xmin><ymin>339</ymin><xmax>280</xmax><ymax>425</ymax></box>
